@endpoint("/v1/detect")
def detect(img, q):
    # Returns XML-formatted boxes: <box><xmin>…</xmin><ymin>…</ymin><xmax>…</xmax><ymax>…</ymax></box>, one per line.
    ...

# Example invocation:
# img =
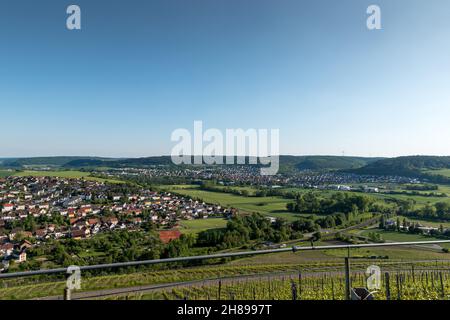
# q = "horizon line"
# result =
<box><xmin>1</xmin><ymin>154</ymin><xmax>450</xmax><ymax>160</ymax></box>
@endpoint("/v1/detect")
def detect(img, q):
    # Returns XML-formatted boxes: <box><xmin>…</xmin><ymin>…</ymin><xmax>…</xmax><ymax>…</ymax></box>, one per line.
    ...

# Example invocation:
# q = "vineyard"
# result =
<box><xmin>119</xmin><ymin>268</ymin><xmax>450</xmax><ymax>300</ymax></box>
<box><xmin>0</xmin><ymin>262</ymin><xmax>348</xmax><ymax>300</ymax></box>
<box><xmin>2</xmin><ymin>260</ymin><xmax>450</xmax><ymax>300</ymax></box>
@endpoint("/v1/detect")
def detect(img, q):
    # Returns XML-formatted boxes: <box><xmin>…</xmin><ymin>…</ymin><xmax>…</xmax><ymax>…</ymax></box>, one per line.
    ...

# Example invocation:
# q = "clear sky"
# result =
<box><xmin>1</xmin><ymin>0</ymin><xmax>449</xmax><ymax>158</ymax></box>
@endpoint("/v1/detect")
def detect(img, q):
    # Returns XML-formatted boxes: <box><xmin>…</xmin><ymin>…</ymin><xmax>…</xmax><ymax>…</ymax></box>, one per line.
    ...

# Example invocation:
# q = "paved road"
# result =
<box><xmin>282</xmin><ymin>216</ymin><xmax>380</xmax><ymax>246</ymax></box>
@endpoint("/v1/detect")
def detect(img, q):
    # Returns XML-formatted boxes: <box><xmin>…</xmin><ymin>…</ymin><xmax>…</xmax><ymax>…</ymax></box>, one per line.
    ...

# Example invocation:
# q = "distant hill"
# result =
<box><xmin>63</xmin><ymin>155</ymin><xmax>380</xmax><ymax>171</ymax></box>
<box><xmin>0</xmin><ymin>158</ymin><xmax>15</xmax><ymax>165</ymax></box>
<box><xmin>1</xmin><ymin>156</ymin><xmax>110</xmax><ymax>168</ymax></box>
<box><xmin>4</xmin><ymin>156</ymin><xmax>449</xmax><ymax>183</ymax></box>
<box><xmin>1</xmin><ymin>155</ymin><xmax>380</xmax><ymax>172</ymax></box>
<box><xmin>63</xmin><ymin>156</ymin><xmax>174</xmax><ymax>168</ymax></box>
<box><xmin>280</xmin><ymin>155</ymin><xmax>382</xmax><ymax>171</ymax></box>
<box><xmin>348</xmin><ymin>156</ymin><xmax>450</xmax><ymax>182</ymax></box>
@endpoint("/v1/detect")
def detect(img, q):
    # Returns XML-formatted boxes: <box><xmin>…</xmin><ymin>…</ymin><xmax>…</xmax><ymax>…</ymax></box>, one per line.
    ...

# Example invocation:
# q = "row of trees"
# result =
<box><xmin>286</xmin><ymin>192</ymin><xmax>375</xmax><ymax>215</ymax></box>
<box><xmin>4</xmin><ymin>213</ymin><xmax>68</xmax><ymax>233</ymax></box>
<box><xmin>397</xmin><ymin>199</ymin><xmax>450</xmax><ymax>221</ymax></box>
<box><xmin>198</xmin><ymin>181</ymin><xmax>299</xmax><ymax>199</ymax></box>
<box><xmin>314</xmin><ymin>211</ymin><xmax>368</xmax><ymax>229</ymax></box>
<box><xmin>380</xmin><ymin>215</ymin><xmax>450</xmax><ymax>239</ymax></box>
<box><xmin>405</xmin><ymin>184</ymin><xmax>439</xmax><ymax>191</ymax></box>
<box><xmin>27</xmin><ymin>230</ymin><xmax>162</xmax><ymax>268</ymax></box>
<box><xmin>199</xmin><ymin>181</ymin><xmax>254</xmax><ymax>197</ymax></box>
<box><xmin>196</xmin><ymin>213</ymin><xmax>306</xmax><ymax>250</ymax></box>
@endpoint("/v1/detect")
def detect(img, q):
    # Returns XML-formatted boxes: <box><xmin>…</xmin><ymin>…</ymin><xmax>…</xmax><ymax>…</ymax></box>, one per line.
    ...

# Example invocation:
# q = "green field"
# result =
<box><xmin>166</xmin><ymin>186</ymin><xmax>304</xmax><ymax>221</ymax></box>
<box><xmin>425</xmin><ymin>169</ymin><xmax>450</xmax><ymax>178</ymax></box>
<box><xmin>167</xmin><ymin>184</ymin><xmax>450</xmax><ymax>221</ymax></box>
<box><xmin>179</xmin><ymin>218</ymin><xmax>228</xmax><ymax>234</ymax></box>
<box><xmin>280</xmin><ymin>186</ymin><xmax>450</xmax><ymax>206</ymax></box>
<box><xmin>0</xmin><ymin>170</ymin><xmax>14</xmax><ymax>177</ymax></box>
<box><xmin>4</xmin><ymin>256</ymin><xmax>450</xmax><ymax>300</ymax></box>
<box><xmin>396</xmin><ymin>215</ymin><xmax>450</xmax><ymax>229</ymax></box>
<box><xmin>359</xmin><ymin>228</ymin><xmax>450</xmax><ymax>245</ymax></box>
<box><xmin>12</xmin><ymin>170</ymin><xmax>123</xmax><ymax>183</ymax></box>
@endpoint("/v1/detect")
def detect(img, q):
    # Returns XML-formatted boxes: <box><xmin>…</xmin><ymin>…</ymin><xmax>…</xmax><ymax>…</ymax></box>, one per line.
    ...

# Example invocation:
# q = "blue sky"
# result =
<box><xmin>1</xmin><ymin>0</ymin><xmax>449</xmax><ymax>158</ymax></box>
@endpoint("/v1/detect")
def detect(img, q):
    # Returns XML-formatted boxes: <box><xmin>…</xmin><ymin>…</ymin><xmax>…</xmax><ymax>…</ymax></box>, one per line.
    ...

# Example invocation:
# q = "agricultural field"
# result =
<box><xmin>0</xmin><ymin>170</ymin><xmax>14</xmax><ymax>177</ymax></box>
<box><xmin>179</xmin><ymin>218</ymin><xmax>228</xmax><ymax>235</ymax></box>
<box><xmin>373</xmin><ymin>193</ymin><xmax>449</xmax><ymax>207</ymax></box>
<box><xmin>168</xmin><ymin>184</ymin><xmax>449</xmax><ymax>213</ymax></box>
<box><xmin>166</xmin><ymin>184</ymin><xmax>450</xmax><ymax>228</ymax></box>
<box><xmin>166</xmin><ymin>186</ymin><xmax>300</xmax><ymax>221</ymax></box>
<box><xmin>396</xmin><ymin>216</ymin><xmax>450</xmax><ymax>229</ymax></box>
<box><xmin>129</xmin><ymin>268</ymin><xmax>450</xmax><ymax>300</ymax></box>
<box><xmin>3</xmin><ymin>259</ymin><xmax>450</xmax><ymax>300</ymax></box>
<box><xmin>12</xmin><ymin>170</ymin><xmax>123</xmax><ymax>183</ymax></box>
<box><xmin>358</xmin><ymin>228</ymin><xmax>450</xmax><ymax>249</ymax></box>
<box><xmin>0</xmin><ymin>262</ymin><xmax>359</xmax><ymax>300</ymax></box>
<box><xmin>425</xmin><ymin>169</ymin><xmax>450</xmax><ymax>178</ymax></box>
<box><xmin>226</xmin><ymin>241</ymin><xmax>450</xmax><ymax>264</ymax></box>
<box><xmin>437</xmin><ymin>185</ymin><xmax>450</xmax><ymax>195</ymax></box>
<box><xmin>279</xmin><ymin>186</ymin><xmax>450</xmax><ymax>206</ymax></box>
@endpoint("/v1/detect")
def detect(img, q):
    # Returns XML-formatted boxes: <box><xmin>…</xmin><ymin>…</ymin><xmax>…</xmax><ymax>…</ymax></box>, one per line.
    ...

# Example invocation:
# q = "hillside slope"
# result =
<box><xmin>348</xmin><ymin>156</ymin><xmax>450</xmax><ymax>182</ymax></box>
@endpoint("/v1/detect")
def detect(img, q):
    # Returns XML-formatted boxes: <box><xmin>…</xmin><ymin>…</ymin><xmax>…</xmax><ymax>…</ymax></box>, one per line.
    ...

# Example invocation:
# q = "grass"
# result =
<box><xmin>359</xmin><ymin>228</ymin><xmax>450</xmax><ymax>246</ymax></box>
<box><xmin>424</xmin><ymin>169</ymin><xmax>450</xmax><ymax>178</ymax></box>
<box><xmin>12</xmin><ymin>170</ymin><xmax>124</xmax><ymax>183</ymax></box>
<box><xmin>437</xmin><ymin>185</ymin><xmax>450</xmax><ymax>195</ymax></box>
<box><xmin>227</xmin><ymin>249</ymin><xmax>338</xmax><ymax>265</ymax></box>
<box><xmin>278</xmin><ymin>186</ymin><xmax>450</xmax><ymax>206</ymax></box>
<box><xmin>0</xmin><ymin>262</ymin><xmax>356</xmax><ymax>300</ymax></box>
<box><xmin>326</xmin><ymin>246</ymin><xmax>450</xmax><ymax>260</ymax></box>
<box><xmin>231</xmin><ymin>238</ymin><xmax>450</xmax><ymax>263</ymax></box>
<box><xmin>179</xmin><ymin>218</ymin><xmax>228</xmax><ymax>235</ymax></box>
<box><xmin>396</xmin><ymin>216</ymin><xmax>450</xmax><ymax>229</ymax></box>
<box><xmin>168</xmin><ymin>184</ymin><xmax>450</xmax><ymax>212</ymax></box>
<box><xmin>0</xmin><ymin>170</ymin><xmax>14</xmax><ymax>177</ymax></box>
<box><xmin>166</xmin><ymin>184</ymin><xmax>449</xmax><ymax>222</ymax></box>
<box><xmin>4</xmin><ymin>258</ymin><xmax>450</xmax><ymax>300</ymax></box>
<box><xmin>166</xmin><ymin>186</ymin><xmax>302</xmax><ymax>221</ymax></box>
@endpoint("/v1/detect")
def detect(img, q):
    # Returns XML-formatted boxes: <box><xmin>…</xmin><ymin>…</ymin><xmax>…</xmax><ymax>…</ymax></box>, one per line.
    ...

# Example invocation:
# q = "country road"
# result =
<box><xmin>282</xmin><ymin>216</ymin><xmax>381</xmax><ymax>246</ymax></box>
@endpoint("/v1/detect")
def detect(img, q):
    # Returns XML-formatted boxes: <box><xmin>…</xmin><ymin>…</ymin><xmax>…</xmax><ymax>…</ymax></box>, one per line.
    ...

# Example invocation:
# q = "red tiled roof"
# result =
<box><xmin>158</xmin><ymin>230</ymin><xmax>182</xmax><ymax>244</ymax></box>
<box><xmin>88</xmin><ymin>218</ymin><xmax>98</xmax><ymax>225</ymax></box>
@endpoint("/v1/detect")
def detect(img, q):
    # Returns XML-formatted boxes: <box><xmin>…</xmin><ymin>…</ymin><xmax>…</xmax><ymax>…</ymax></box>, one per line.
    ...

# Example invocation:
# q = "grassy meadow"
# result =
<box><xmin>424</xmin><ymin>169</ymin><xmax>450</xmax><ymax>178</ymax></box>
<box><xmin>179</xmin><ymin>218</ymin><xmax>228</xmax><ymax>234</ymax></box>
<box><xmin>0</xmin><ymin>170</ymin><xmax>14</xmax><ymax>177</ymax></box>
<box><xmin>166</xmin><ymin>186</ymin><xmax>303</xmax><ymax>221</ymax></box>
<box><xmin>12</xmin><ymin>170</ymin><xmax>123</xmax><ymax>183</ymax></box>
<box><xmin>166</xmin><ymin>184</ymin><xmax>449</xmax><ymax>223</ymax></box>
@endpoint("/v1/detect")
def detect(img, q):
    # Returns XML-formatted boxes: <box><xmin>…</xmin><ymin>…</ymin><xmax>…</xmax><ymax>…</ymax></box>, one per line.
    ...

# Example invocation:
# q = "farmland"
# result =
<box><xmin>12</xmin><ymin>170</ymin><xmax>124</xmax><ymax>183</ymax></box>
<box><xmin>133</xmin><ymin>268</ymin><xmax>450</xmax><ymax>300</ymax></box>
<box><xmin>179</xmin><ymin>218</ymin><xmax>228</xmax><ymax>235</ymax></box>
<box><xmin>2</xmin><ymin>164</ymin><xmax>450</xmax><ymax>301</ymax></box>
<box><xmin>425</xmin><ymin>169</ymin><xmax>450</xmax><ymax>178</ymax></box>
<box><xmin>166</xmin><ymin>184</ymin><xmax>449</xmax><ymax>224</ymax></box>
<box><xmin>359</xmin><ymin>228</ymin><xmax>450</xmax><ymax>248</ymax></box>
<box><xmin>0</xmin><ymin>170</ymin><xmax>14</xmax><ymax>178</ymax></box>
<box><xmin>396</xmin><ymin>215</ymin><xmax>450</xmax><ymax>229</ymax></box>
<box><xmin>3</xmin><ymin>259</ymin><xmax>450</xmax><ymax>300</ymax></box>
<box><xmin>166</xmin><ymin>186</ymin><xmax>299</xmax><ymax>221</ymax></box>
